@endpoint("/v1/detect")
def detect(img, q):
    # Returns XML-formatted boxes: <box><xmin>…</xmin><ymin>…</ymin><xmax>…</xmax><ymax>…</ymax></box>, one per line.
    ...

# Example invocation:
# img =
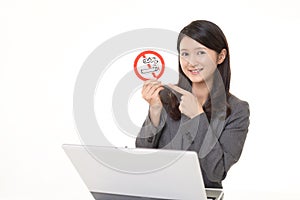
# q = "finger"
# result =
<box><xmin>178</xmin><ymin>103</ymin><xmax>183</xmax><ymax>113</ymax></box>
<box><xmin>167</xmin><ymin>84</ymin><xmax>188</xmax><ymax>95</ymax></box>
<box><xmin>151</xmin><ymin>86</ymin><xmax>164</xmax><ymax>98</ymax></box>
<box><xmin>147</xmin><ymin>84</ymin><xmax>163</xmax><ymax>97</ymax></box>
<box><xmin>142</xmin><ymin>80</ymin><xmax>161</xmax><ymax>95</ymax></box>
<box><xmin>143</xmin><ymin>80</ymin><xmax>161</xmax><ymax>95</ymax></box>
<box><xmin>144</xmin><ymin>86</ymin><xmax>164</xmax><ymax>105</ymax></box>
<box><xmin>180</xmin><ymin>95</ymin><xmax>185</xmax><ymax>101</ymax></box>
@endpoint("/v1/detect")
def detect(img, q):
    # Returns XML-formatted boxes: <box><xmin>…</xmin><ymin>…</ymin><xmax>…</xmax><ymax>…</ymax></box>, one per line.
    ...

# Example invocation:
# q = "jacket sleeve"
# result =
<box><xmin>181</xmin><ymin>101</ymin><xmax>250</xmax><ymax>182</ymax></box>
<box><xmin>135</xmin><ymin>109</ymin><xmax>167</xmax><ymax>148</ymax></box>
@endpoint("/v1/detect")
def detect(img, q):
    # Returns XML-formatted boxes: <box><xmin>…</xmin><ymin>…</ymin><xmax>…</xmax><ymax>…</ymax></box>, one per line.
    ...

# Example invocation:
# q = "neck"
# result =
<box><xmin>192</xmin><ymin>79</ymin><xmax>213</xmax><ymax>105</ymax></box>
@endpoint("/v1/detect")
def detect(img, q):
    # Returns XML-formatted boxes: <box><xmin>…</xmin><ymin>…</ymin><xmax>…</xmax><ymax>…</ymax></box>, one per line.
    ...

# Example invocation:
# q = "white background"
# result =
<box><xmin>1</xmin><ymin>0</ymin><xmax>300</xmax><ymax>199</ymax></box>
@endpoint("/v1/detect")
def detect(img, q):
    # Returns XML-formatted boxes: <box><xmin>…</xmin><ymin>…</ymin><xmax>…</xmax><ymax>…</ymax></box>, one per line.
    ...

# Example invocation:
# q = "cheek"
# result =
<box><xmin>203</xmin><ymin>56</ymin><xmax>218</xmax><ymax>71</ymax></box>
<box><xmin>205</xmin><ymin>52</ymin><xmax>218</xmax><ymax>68</ymax></box>
<box><xmin>179</xmin><ymin>57</ymin><xmax>188</xmax><ymax>68</ymax></box>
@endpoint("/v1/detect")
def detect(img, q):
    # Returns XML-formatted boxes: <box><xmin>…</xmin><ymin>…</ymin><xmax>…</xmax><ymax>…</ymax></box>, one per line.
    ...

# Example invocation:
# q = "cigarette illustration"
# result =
<box><xmin>141</xmin><ymin>66</ymin><xmax>159</xmax><ymax>74</ymax></box>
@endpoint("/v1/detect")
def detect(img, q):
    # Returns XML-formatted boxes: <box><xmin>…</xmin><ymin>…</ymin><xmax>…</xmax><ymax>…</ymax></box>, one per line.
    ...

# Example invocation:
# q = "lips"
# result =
<box><xmin>188</xmin><ymin>68</ymin><xmax>203</xmax><ymax>75</ymax></box>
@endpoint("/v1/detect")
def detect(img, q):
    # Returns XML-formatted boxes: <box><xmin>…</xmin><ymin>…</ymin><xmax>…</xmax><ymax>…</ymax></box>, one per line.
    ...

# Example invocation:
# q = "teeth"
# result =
<box><xmin>190</xmin><ymin>68</ymin><xmax>202</xmax><ymax>73</ymax></box>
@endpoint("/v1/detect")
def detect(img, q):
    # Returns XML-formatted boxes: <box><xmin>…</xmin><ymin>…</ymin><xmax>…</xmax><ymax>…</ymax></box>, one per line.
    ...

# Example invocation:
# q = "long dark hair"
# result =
<box><xmin>160</xmin><ymin>20</ymin><xmax>231</xmax><ymax>121</ymax></box>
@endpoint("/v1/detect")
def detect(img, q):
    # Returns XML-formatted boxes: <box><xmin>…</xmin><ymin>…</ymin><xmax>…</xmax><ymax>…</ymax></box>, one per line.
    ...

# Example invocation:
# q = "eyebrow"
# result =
<box><xmin>180</xmin><ymin>47</ymin><xmax>207</xmax><ymax>51</ymax></box>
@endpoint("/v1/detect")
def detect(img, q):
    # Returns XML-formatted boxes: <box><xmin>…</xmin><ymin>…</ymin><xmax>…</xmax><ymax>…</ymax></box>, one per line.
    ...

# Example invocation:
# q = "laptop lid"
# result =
<box><xmin>62</xmin><ymin>144</ymin><xmax>220</xmax><ymax>200</ymax></box>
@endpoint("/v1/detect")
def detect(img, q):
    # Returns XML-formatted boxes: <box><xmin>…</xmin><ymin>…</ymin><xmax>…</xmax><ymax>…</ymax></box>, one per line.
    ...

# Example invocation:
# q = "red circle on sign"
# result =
<box><xmin>133</xmin><ymin>50</ymin><xmax>165</xmax><ymax>81</ymax></box>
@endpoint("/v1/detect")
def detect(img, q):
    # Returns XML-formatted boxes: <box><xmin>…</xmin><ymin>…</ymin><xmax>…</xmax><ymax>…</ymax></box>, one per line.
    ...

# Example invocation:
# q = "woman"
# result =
<box><xmin>135</xmin><ymin>20</ymin><xmax>250</xmax><ymax>188</ymax></box>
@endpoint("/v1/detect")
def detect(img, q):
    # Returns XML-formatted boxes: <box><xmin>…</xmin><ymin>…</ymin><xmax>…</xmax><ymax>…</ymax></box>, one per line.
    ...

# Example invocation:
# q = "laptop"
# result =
<box><xmin>62</xmin><ymin>144</ymin><xmax>224</xmax><ymax>200</ymax></box>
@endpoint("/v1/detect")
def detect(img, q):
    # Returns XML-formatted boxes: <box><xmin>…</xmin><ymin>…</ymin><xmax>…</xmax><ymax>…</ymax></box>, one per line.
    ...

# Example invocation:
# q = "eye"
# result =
<box><xmin>180</xmin><ymin>52</ymin><xmax>189</xmax><ymax>57</ymax></box>
<box><xmin>197</xmin><ymin>51</ymin><xmax>206</xmax><ymax>55</ymax></box>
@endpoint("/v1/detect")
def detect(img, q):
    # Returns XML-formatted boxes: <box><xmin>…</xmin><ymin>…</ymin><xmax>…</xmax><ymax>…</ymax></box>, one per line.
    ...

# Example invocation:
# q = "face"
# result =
<box><xmin>179</xmin><ymin>36</ymin><xmax>221</xmax><ymax>84</ymax></box>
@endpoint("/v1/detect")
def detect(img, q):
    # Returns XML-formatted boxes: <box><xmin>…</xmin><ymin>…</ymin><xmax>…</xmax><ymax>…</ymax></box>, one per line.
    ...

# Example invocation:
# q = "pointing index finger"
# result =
<box><xmin>167</xmin><ymin>84</ymin><xmax>188</xmax><ymax>95</ymax></box>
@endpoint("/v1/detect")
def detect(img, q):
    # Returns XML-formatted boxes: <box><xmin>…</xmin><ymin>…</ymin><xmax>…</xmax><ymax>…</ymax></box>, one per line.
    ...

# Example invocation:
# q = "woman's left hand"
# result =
<box><xmin>167</xmin><ymin>84</ymin><xmax>204</xmax><ymax>119</ymax></box>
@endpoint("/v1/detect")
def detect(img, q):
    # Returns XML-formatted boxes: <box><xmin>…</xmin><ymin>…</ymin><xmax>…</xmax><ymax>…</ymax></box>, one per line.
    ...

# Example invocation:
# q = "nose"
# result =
<box><xmin>187</xmin><ymin>54</ymin><xmax>199</xmax><ymax>67</ymax></box>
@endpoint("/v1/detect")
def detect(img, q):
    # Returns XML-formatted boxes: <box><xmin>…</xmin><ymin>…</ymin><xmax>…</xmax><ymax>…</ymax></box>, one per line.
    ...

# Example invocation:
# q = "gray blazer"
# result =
<box><xmin>135</xmin><ymin>94</ymin><xmax>250</xmax><ymax>188</ymax></box>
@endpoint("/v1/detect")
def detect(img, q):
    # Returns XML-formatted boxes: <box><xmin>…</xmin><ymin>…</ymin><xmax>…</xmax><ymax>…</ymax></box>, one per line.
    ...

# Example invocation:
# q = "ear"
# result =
<box><xmin>217</xmin><ymin>49</ymin><xmax>227</xmax><ymax>64</ymax></box>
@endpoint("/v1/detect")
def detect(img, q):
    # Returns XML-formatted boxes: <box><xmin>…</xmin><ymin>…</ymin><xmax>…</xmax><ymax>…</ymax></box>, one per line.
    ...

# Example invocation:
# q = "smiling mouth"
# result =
<box><xmin>188</xmin><ymin>68</ymin><xmax>203</xmax><ymax>75</ymax></box>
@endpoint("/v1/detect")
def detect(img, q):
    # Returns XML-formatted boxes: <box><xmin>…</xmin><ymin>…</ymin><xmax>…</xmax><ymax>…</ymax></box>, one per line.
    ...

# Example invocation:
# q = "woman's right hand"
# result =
<box><xmin>142</xmin><ymin>79</ymin><xmax>164</xmax><ymax>109</ymax></box>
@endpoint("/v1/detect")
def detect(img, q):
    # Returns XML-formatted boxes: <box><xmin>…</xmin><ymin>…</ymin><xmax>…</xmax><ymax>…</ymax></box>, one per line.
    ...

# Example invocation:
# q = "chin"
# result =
<box><xmin>187</xmin><ymin>76</ymin><xmax>205</xmax><ymax>84</ymax></box>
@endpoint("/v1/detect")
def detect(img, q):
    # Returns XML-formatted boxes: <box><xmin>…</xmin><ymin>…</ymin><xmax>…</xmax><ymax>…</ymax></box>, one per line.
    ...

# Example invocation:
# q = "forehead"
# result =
<box><xmin>179</xmin><ymin>36</ymin><xmax>207</xmax><ymax>50</ymax></box>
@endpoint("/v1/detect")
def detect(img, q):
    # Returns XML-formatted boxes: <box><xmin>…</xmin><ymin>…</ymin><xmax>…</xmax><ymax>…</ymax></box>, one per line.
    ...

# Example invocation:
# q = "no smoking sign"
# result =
<box><xmin>133</xmin><ymin>50</ymin><xmax>165</xmax><ymax>81</ymax></box>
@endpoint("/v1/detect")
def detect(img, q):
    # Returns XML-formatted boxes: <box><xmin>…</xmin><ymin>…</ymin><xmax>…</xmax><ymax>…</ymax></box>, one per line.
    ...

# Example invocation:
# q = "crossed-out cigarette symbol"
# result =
<box><xmin>133</xmin><ymin>50</ymin><xmax>165</xmax><ymax>81</ymax></box>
